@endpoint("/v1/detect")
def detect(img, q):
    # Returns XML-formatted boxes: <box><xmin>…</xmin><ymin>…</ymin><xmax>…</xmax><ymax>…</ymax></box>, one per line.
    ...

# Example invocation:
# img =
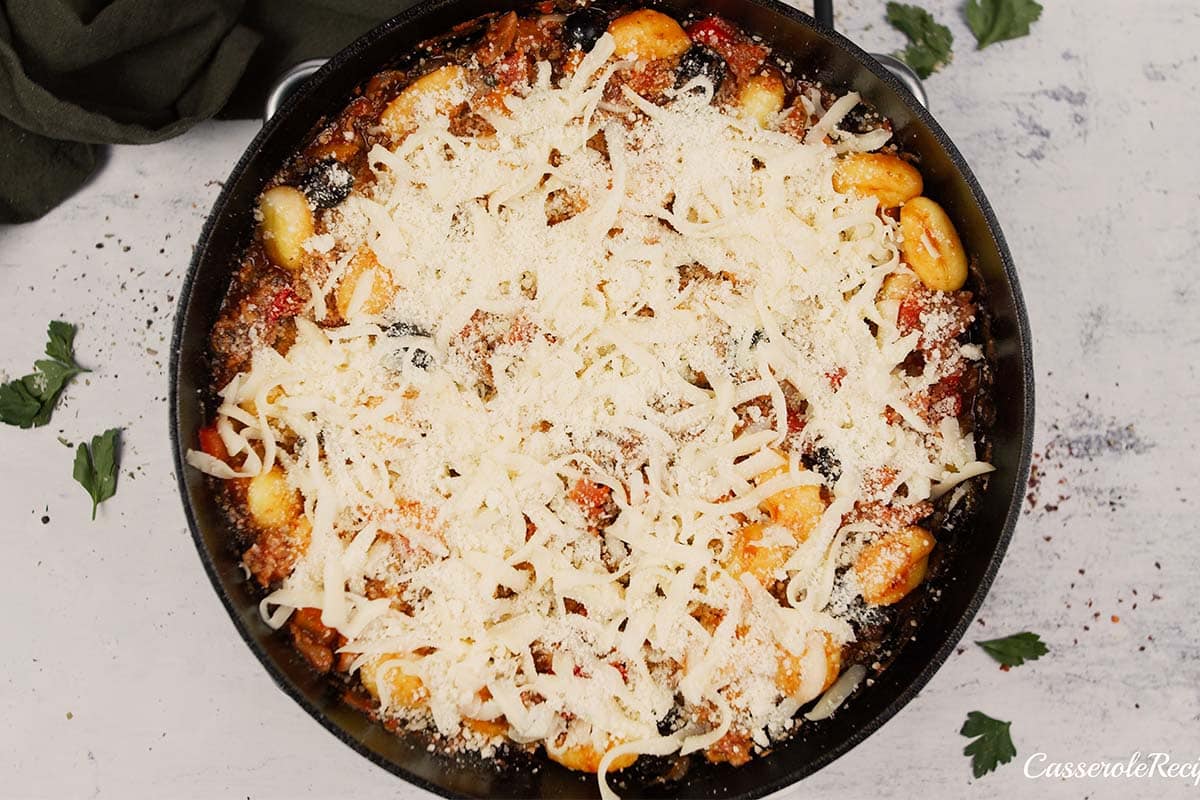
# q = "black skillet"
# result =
<box><xmin>170</xmin><ymin>0</ymin><xmax>1035</xmax><ymax>796</ymax></box>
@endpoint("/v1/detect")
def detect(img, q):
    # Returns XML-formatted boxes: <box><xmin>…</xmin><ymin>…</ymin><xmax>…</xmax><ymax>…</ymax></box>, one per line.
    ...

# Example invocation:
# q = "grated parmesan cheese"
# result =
<box><xmin>187</xmin><ymin>31</ymin><xmax>989</xmax><ymax>789</ymax></box>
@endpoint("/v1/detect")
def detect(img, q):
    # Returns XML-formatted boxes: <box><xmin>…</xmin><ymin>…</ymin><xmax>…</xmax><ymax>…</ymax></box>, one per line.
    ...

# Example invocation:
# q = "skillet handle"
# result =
<box><xmin>264</xmin><ymin>59</ymin><xmax>329</xmax><ymax>123</ymax></box>
<box><xmin>870</xmin><ymin>53</ymin><xmax>929</xmax><ymax>110</ymax></box>
<box><xmin>812</xmin><ymin>0</ymin><xmax>929</xmax><ymax>109</ymax></box>
<box><xmin>813</xmin><ymin>0</ymin><xmax>834</xmax><ymax>28</ymax></box>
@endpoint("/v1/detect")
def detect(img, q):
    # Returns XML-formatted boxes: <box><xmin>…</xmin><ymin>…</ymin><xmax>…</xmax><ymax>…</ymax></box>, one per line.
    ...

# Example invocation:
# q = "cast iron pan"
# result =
<box><xmin>170</xmin><ymin>0</ymin><xmax>1035</xmax><ymax>796</ymax></box>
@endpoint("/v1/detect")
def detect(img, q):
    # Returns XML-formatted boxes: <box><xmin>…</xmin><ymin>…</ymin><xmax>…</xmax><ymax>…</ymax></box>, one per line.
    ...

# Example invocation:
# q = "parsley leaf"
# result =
<box><xmin>0</xmin><ymin>321</ymin><xmax>89</xmax><ymax>428</ymax></box>
<box><xmin>0</xmin><ymin>380</ymin><xmax>41</xmax><ymax>425</ymax></box>
<box><xmin>32</xmin><ymin>360</ymin><xmax>85</xmax><ymax>423</ymax></box>
<box><xmin>45</xmin><ymin>320</ymin><xmax>80</xmax><ymax>364</ymax></box>
<box><xmin>960</xmin><ymin>711</ymin><xmax>1016</xmax><ymax>777</ymax></box>
<box><xmin>966</xmin><ymin>0</ymin><xmax>1043</xmax><ymax>49</ymax></box>
<box><xmin>73</xmin><ymin>428</ymin><xmax>120</xmax><ymax>520</ymax></box>
<box><xmin>976</xmin><ymin>631</ymin><xmax>1049</xmax><ymax>667</ymax></box>
<box><xmin>886</xmin><ymin>2</ymin><xmax>954</xmax><ymax>79</ymax></box>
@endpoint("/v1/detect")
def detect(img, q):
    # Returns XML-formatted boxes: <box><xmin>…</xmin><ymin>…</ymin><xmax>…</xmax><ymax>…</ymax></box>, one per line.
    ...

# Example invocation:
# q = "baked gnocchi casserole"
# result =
<box><xmin>187</xmin><ymin>4</ymin><xmax>991</xmax><ymax>794</ymax></box>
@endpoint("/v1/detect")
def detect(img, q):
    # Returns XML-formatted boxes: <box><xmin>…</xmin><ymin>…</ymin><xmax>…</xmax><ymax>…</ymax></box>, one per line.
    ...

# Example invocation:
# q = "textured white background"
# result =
<box><xmin>1</xmin><ymin>1</ymin><xmax>1198</xmax><ymax>798</ymax></box>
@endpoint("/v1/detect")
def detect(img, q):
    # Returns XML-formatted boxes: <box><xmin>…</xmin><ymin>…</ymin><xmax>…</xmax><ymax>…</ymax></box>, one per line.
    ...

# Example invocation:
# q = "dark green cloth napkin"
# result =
<box><xmin>0</xmin><ymin>0</ymin><xmax>408</xmax><ymax>223</ymax></box>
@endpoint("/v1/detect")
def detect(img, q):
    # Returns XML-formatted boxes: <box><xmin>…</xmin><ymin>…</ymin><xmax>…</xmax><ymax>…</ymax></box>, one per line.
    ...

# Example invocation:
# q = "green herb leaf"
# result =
<box><xmin>966</xmin><ymin>0</ymin><xmax>1043</xmax><ymax>49</ymax></box>
<box><xmin>886</xmin><ymin>2</ymin><xmax>954</xmax><ymax>79</ymax></box>
<box><xmin>0</xmin><ymin>321</ymin><xmax>89</xmax><ymax>428</ymax></box>
<box><xmin>0</xmin><ymin>380</ymin><xmax>41</xmax><ymax>427</ymax></box>
<box><xmin>960</xmin><ymin>711</ymin><xmax>1017</xmax><ymax>778</ymax></box>
<box><xmin>33</xmin><ymin>359</ymin><xmax>84</xmax><ymax>399</ymax></box>
<box><xmin>45</xmin><ymin>320</ymin><xmax>81</xmax><ymax>366</ymax></box>
<box><xmin>976</xmin><ymin>631</ymin><xmax>1049</xmax><ymax>667</ymax></box>
<box><xmin>73</xmin><ymin>428</ymin><xmax>120</xmax><ymax>520</ymax></box>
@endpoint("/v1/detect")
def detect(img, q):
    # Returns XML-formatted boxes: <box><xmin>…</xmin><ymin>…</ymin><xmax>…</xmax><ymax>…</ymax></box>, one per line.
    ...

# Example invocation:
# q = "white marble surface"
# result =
<box><xmin>2</xmin><ymin>1</ymin><xmax>1198</xmax><ymax>797</ymax></box>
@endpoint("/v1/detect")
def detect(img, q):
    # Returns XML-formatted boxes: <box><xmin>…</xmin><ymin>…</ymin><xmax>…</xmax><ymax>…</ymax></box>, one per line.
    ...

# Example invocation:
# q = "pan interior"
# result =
<box><xmin>170</xmin><ymin>0</ymin><xmax>1033</xmax><ymax>796</ymax></box>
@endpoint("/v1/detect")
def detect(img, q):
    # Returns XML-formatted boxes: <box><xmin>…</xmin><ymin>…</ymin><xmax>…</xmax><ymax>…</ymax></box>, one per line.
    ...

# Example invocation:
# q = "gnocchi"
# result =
<box><xmin>546</xmin><ymin>739</ymin><xmax>638</xmax><ymax>773</ymax></box>
<box><xmin>258</xmin><ymin>186</ymin><xmax>314</xmax><ymax>272</ymax></box>
<box><xmin>776</xmin><ymin>631</ymin><xmax>843</xmax><ymax>702</ymax></box>
<box><xmin>335</xmin><ymin>246</ymin><xmax>397</xmax><ymax>319</ymax></box>
<box><xmin>756</xmin><ymin>462</ymin><xmax>827</xmax><ymax>537</ymax></box>
<box><xmin>358</xmin><ymin>656</ymin><xmax>428</xmax><ymax>709</ymax></box>
<box><xmin>380</xmin><ymin>65</ymin><xmax>469</xmax><ymax>138</ymax></box>
<box><xmin>737</xmin><ymin>71</ymin><xmax>786</xmax><ymax>127</ymax></box>
<box><xmin>727</xmin><ymin>465</ymin><xmax>823</xmax><ymax>584</ymax></box>
<box><xmin>876</xmin><ymin>270</ymin><xmax>921</xmax><ymax>304</ymax></box>
<box><xmin>245</xmin><ymin>466</ymin><xmax>301</xmax><ymax>532</ymax></box>
<box><xmin>727</xmin><ymin>522</ymin><xmax>793</xmax><ymax>585</ymax></box>
<box><xmin>607</xmin><ymin>10</ymin><xmax>691</xmax><ymax>61</ymax></box>
<box><xmin>854</xmin><ymin>525</ymin><xmax>936</xmax><ymax>606</ymax></box>
<box><xmin>833</xmin><ymin>152</ymin><xmax>923</xmax><ymax>209</ymax></box>
<box><xmin>900</xmin><ymin>197</ymin><xmax>968</xmax><ymax>291</ymax></box>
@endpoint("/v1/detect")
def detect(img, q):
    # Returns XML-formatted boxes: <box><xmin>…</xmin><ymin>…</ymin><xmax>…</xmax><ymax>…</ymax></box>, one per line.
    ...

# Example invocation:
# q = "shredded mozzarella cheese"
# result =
<box><xmin>189</xmin><ymin>32</ymin><xmax>989</xmax><ymax>785</ymax></box>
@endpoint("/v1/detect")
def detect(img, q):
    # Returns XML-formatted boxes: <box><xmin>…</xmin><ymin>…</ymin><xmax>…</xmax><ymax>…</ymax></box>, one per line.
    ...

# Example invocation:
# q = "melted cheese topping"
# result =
<box><xmin>188</xmin><ymin>33</ymin><xmax>987</xmax><ymax>790</ymax></box>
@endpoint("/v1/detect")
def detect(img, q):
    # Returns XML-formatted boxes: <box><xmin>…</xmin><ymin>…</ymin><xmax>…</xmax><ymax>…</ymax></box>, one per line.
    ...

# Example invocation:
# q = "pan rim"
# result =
<box><xmin>168</xmin><ymin>0</ymin><xmax>1035</xmax><ymax>796</ymax></box>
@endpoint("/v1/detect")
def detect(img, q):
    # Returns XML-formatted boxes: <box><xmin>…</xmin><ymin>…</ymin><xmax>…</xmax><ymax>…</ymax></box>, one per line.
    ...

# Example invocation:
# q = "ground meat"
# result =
<box><xmin>450</xmin><ymin>309</ymin><xmax>537</xmax><ymax>395</ymax></box>
<box><xmin>545</xmin><ymin>187</ymin><xmax>589</xmax><ymax>225</ymax></box>
<box><xmin>689</xmin><ymin>602</ymin><xmax>725</xmax><ymax>634</ymax></box>
<box><xmin>898</xmin><ymin>287</ymin><xmax>975</xmax><ymax>354</ymax></box>
<box><xmin>704</xmin><ymin>728</ymin><xmax>754</xmax><ymax>766</ymax></box>
<box><xmin>242</xmin><ymin>525</ymin><xmax>307</xmax><ymax>587</ymax></box>
<box><xmin>531</xmin><ymin>642</ymin><xmax>555</xmax><ymax>674</ymax></box>
<box><xmin>210</xmin><ymin>251</ymin><xmax>305</xmax><ymax>386</ymax></box>
<box><xmin>563</xmin><ymin>597</ymin><xmax>588</xmax><ymax>616</ymax></box>
<box><xmin>569</xmin><ymin>478</ymin><xmax>617</xmax><ymax>531</ymax></box>
<box><xmin>620</xmin><ymin>59</ymin><xmax>678</xmax><ymax>100</ymax></box>
<box><xmin>288</xmin><ymin>607</ymin><xmax>340</xmax><ymax>673</ymax></box>
<box><xmin>844</xmin><ymin>499</ymin><xmax>934</xmax><ymax>530</ymax></box>
<box><xmin>475</xmin><ymin>11</ymin><xmax>518</xmax><ymax>65</ymax></box>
